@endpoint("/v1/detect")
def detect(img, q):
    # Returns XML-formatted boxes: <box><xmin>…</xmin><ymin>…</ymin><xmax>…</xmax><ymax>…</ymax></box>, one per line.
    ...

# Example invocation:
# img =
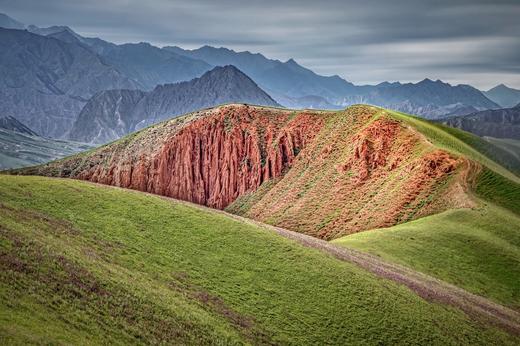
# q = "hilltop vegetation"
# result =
<box><xmin>2</xmin><ymin>176</ymin><xmax>518</xmax><ymax>344</ymax></box>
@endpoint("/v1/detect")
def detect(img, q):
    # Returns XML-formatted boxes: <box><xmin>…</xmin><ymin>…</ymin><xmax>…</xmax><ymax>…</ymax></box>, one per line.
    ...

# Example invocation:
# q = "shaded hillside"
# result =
<box><xmin>68</xmin><ymin>89</ymin><xmax>146</xmax><ymax>144</ymax></box>
<box><xmin>99</xmin><ymin>42</ymin><xmax>211</xmax><ymax>90</ymax></box>
<box><xmin>484</xmin><ymin>84</ymin><xmax>520</xmax><ymax>108</ymax></box>
<box><xmin>0</xmin><ymin>28</ymin><xmax>139</xmax><ymax>138</ymax></box>
<box><xmin>1</xmin><ymin>175</ymin><xmax>516</xmax><ymax>344</ymax></box>
<box><xmin>165</xmin><ymin>45</ymin><xmax>356</xmax><ymax>103</ymax></box>
<box><xmin>439</xmin><ymin>104</ymin><xmax>520</xmax><ymax>140</ymax></box>
<box><xmin>0</xmin><ymin>129</ymin><xmax>92</xmax><ymax>170</ymax></box>
<box><xmin>17</xmin><ymin>104</ymin><xmax>517</xmax><ymax>239</ymax></box>
<box><xmin>0</xmin><ymin>116</ymin><xmax>37</xmax><ymax>136</ymax></box>
<box><xmin>68</xmin><ymin>66</ymin><xmax>280</xmax><ymax>144</ymax></box>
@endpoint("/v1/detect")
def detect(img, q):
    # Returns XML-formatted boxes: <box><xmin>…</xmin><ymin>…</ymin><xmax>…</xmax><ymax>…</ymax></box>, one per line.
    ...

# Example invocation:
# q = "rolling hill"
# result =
<box><xmin>15</xmin><ymin>104</ymin><xmax>519</xmax><ymax>238</ymax></box>
<box><xmin>0</xmin><ymin>175</ymin><xmax>518</xmax><ymax>344</ymax></box>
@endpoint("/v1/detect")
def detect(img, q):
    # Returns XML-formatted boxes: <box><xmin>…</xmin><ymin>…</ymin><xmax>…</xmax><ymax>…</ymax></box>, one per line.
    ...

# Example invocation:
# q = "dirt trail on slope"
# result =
<box><xmin>82</xmin><ymin>181</ymin><xmax>520</xmax><ymax>336</ymax></box>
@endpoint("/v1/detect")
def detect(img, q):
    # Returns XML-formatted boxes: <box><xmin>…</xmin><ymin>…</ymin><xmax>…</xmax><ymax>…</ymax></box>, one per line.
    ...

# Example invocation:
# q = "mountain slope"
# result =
<box><xmin>166</xmin><ymin>45</ymin><xmax>356</xmax><ymax>103</ymax></box>
<box><xmin>0</xmin><ymin>13</ymin><xmax>24</xmax><ymax>29</ymax></box>
<box><xmin>100</xmin><ymin>42</ymin><xmax>211</xmax><ymax>90</ymax></box>
<box><xmin>68</xmin><ymin>66</ymin><xmax>280</xmax><ymax>144</ymax></box>
<box><xmin>333</xmin><ymin>193</ymin><xmax>520</xmax><ymax>309</ymax></box>
<box><xmin>484</xmin><ymin>84</ymin><xmax>520</xmax><ymax>108</ymax></box>
<box><xmin>165</xmin><ymin>46</ymin><xmax>498</xmax><ymax>117</ymax></box>
<box><xmin>0</xmin><ymin>129</ymin><xmax>92</xmax><ymax>170</ymax></box>
<box><xmin>68</xmin><ymin>89</ymin><xmax>146</xmax><ymax>144</ymax></box>
<box><xmin>0</xmin><ymin>175</ymin><xmax>517</xmax><ymax>344</ymax></box>
<box><xmin>439</xmin><ymin>104</ymin><xmax>520</xmax><ymax>140</ymax></box>
<box><xmin>0</xmin><ymin>116</ymin><xmax>37</xmax><ymax>136</ymax></box>
<box><xmin>18</xmin><ymin>104</ymin><xmax>518</xmax><ymax>240</ymax></box>
<box><xmin>0</xmin><ymin>28</ymin><xmax>140</xmax><ymax>138</ymax></box>
<box><xmin>345</xmin><ymin>79</ymin><xmax>499</xmax><ymax>119</ymax></box>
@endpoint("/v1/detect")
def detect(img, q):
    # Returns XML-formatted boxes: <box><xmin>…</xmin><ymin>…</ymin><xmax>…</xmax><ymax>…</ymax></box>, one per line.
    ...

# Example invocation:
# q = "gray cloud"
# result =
<box><xmin>1</xmin><ymin>0</ymin><xmax>519</xmax><ymax>89</ymax></box>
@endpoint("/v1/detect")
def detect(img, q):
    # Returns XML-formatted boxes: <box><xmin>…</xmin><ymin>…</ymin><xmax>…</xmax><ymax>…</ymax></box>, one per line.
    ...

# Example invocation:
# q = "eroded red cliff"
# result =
<box><xmin>75</xmin><ymin>105</ymin><xmax>324</xmax><ymax>209</ymax></box>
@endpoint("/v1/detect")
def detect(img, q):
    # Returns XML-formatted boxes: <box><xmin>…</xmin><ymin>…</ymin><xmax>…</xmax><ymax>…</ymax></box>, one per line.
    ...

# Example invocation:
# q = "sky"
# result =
<box><xmin>1</xmin><ymin>0</ymin><xmax>519</xmax><ymax>89</ymax></box>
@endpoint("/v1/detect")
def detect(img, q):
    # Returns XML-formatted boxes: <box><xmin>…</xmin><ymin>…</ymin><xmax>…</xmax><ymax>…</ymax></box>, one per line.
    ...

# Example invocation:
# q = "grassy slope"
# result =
<box><xmin>333</xmin><ymin>203</ymin><xmax>520</xmax><ymax>309</ymax></box>
<box><xmin>0</xmin><ymin>176</ymin><xmax>517</xmax><ymax>345</ymax></box>
<box><xmin>334</xmin><ymin>109</ymin><xmax>520</xmax><ymax>309</ymax></box>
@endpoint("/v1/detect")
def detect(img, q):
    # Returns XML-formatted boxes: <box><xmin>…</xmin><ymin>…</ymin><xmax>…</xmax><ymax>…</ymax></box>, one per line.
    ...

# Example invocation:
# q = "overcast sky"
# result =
<box><xmin>2</xmin><ymin>0</ymin><xmax>519</xmax><ymax>89</ymax></box>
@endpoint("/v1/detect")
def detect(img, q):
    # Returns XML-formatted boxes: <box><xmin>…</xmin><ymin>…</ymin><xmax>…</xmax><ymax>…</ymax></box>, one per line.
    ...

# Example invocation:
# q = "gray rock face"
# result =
<box><xmin>0</xmin><ymin>116</ymin><xmax>38</xmax><ymax>136</ymax></box>
<box><xmin>439</xmin><ymin>104</ymin><xmax>520</xmax><ymax>139</ymax></box>
<box><xmin>68</xmin><ymin>66</ymin><xmax>280</xmax><ymax>144</ymax></box>
<box><xmin>0</xmin><ymin>28</ymin><xmax>140</xmax><ymax>138</ymax></box>
<box><xmin>69</xmin><ymin>89</ymin><xmax>146</xmax><ymax>144</ymax></box>
<box><xmin>484</xmin><ymin>84</ymin><xmax>520</xmax><ymax>108</ymax></box>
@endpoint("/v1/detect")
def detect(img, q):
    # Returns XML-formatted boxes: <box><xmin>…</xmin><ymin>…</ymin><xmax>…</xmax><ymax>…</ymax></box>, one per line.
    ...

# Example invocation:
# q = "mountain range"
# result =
<box><xmin>0</xmin><ymin>115</ymin><xmax>92</xmax><ymax>169</ymax></box>
<box><xmin>0</xmin><ymin>27</ymin><xmax>139</xmax><ymax>138</ymax></box>
<box><xmin>439</xmin><ymin>103</ymin><xmax>520</xmax><ymax>140</ymax></box>
<box><xmin>0</xmin><ymin>12</ymin><xmax>511</xmax><ymax>143</ymax></box>
<box><xmin>68</xmin><ymin>66</ymin><xmax>279</xmax><ymax>144</ymax></box>
<box><xmin>483</xmin><ymin>84</ymin><xmax>520</xmax><ymax>108</ymax></box>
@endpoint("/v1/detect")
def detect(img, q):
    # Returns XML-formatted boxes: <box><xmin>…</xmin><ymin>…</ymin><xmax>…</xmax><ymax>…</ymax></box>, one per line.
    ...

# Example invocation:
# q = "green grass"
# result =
<box><xmin>0</xmin><ymin>176</ymin><xmax>517</xmax><ymax>345</ymax></box>
<box><xmin>387</xmin><ymin>110</ymin><xmax>520</xmax><ymax>181</ymax></box>
<box><xmin>333</xmin><ymin>203</ymin><xmax>520</xmax><ymax>309</ymax></box>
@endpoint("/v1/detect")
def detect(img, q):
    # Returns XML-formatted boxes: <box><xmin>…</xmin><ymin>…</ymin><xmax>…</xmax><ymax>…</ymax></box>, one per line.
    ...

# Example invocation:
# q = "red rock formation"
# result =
<box><xmin>76</xmin><ymin>105</ymin><xmax>324</xmax><ymax>209</ymax></box>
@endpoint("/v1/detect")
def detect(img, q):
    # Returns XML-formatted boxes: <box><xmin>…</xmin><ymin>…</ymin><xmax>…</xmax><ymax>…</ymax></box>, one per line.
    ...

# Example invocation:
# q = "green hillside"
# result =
<box><xmin>0</xmin><ymin>175</ymin><xmax>517</xmax><ymax>345</ymax></box>
<box><xmin>334</xmin><ymin>109</ymin><xmax>520</xmax><ymax>310</ymax></box>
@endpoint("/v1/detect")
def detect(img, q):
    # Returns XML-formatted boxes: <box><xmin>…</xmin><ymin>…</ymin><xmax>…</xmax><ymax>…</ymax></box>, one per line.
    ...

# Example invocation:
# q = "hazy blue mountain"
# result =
<box><xmin>100</xmin><ymin>42</ymin><xmax>211</xmax><ymax>90</ymax></box>
<box><xmin>0</xmin><ymin>116</ymin><xmax>38</xmax><ymax>136</ymax></box>
<box><xmin>0</xmin><ymin>28</ymin><xmax>140</xmax><ymax>138</ymax></box>
<box><xmin>166</xmin><ymin>45</ymin><xmax>498</xmax><ymax>118</ymax></box>
<box><xmin>484</xmin><ymin>84</ymin><xmax>520</xmax><ymax>108</ymax></box>
<box><xmin>439</xmin><ymin>104</ymin><xmax>520</xmax><ymax>139</ymax></box>
<box><xmin>0</xmin><ymin>13</ymin><xmax>25</xmax><ymax>29</ymax></box>
<box><xmin>69</xmin><ymin>66</ymin><xmax>280</xmax><ymax>144</ymax></box>
<box><xmin>68</xmin><ymin>89</ymin><xmax>146</xmax><ymax>144</ymax></box>
<box><xmin>27</xmin><ymin>24</ymin><xmax>211</xmax><ymax>90</ymax></box>
<box><xmin>276</xmin><ymin>95</ymin><xmax>343</xmax><ymax>110</ymax></box>
<box><xmin>165</xmin><ymin>45</ymin><xmax>356</xmax><ymax>103</ymax></box>
<box><xmin>0</xmin><ymin>128</ymin><xmax>93</xmax><ymax>170</ymax></box>
<box><xmin>339</xmin><ymin>79</ymin><xmax>499</xmax><ymax>119</ymax></box>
